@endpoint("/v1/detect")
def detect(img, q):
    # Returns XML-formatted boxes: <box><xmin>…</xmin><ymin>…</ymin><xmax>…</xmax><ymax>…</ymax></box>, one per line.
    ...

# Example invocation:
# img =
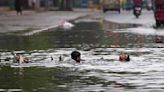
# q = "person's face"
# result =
<box><xmin>16</xmin><ymin>55</ymin><xmax>20</xmax><ymax>61</ymax></box>
<box><xmin>120</xmin><ymin>54</ymin><xmax>128</xmax><ymax>61</ymax></box>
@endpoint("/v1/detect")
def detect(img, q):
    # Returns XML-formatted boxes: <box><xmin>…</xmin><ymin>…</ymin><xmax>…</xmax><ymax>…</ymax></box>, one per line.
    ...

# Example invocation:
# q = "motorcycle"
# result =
<box><xmin>133</xmin><ymin>6</ymin><xmax>142</xmax><ymax>18</ymax></box>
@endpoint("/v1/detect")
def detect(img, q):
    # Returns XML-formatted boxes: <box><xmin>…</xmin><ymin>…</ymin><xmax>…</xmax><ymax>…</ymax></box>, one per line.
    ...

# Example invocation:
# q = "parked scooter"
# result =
<box><xmin>133</xmin><ymin>5</ymin><xmax>142</xmax><ymax>18</ymax></box>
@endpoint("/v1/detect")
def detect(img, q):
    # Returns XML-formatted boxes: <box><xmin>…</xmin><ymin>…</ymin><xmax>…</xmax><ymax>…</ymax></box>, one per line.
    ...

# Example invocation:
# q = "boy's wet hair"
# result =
<box><xmin>126</xmin><ymin>55</ymin><xmax>130</xmax><ymax>61</ymax></box>
<box><xmin>71</xmin><ymin>51</ymin><xmax>81</xmax><ymax>60</ymax></box>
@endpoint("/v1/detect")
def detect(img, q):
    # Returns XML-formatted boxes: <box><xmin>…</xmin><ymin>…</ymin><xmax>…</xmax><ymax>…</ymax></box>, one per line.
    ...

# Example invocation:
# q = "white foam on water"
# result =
<box><xmin>104</xmin><ymin>10</ymin><xmax>155</xmax><ymax>26</ymax></box>
<box><xmin>116</xmin><ymin>27</ymin><xmax>164</xmax><ymax>36</ymax></box>
<box><xmin>7</xmin><ymin>48</ymin><xmax>164</xmax><ymax>71</ymax></box>
<box><xmin>2</xmin><ymin>48</ymin><xmax>164</xmax><ymax>89</ymax></box>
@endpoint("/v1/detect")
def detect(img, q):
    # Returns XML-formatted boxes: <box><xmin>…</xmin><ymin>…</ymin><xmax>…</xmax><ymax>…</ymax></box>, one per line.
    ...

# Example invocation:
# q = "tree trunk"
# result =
<box><xmin>59</xmin><ymin>0</ymin><xmax>73</xmax><ymax>11</ymax></box>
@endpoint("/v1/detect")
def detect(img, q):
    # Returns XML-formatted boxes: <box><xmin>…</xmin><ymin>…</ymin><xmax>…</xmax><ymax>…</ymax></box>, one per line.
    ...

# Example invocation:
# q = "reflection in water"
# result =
<box><xmin>0</xmin><ymin>21</ymin><xmax>159</xmax><ymax>51</ymax></box>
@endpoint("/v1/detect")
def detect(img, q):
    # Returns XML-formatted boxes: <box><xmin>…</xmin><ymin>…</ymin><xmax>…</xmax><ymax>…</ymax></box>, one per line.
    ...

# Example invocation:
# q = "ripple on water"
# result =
<box><xmin>1</xmin><ymin>48</ymin><xmax>164</xmax><ymax>90</ymax></box>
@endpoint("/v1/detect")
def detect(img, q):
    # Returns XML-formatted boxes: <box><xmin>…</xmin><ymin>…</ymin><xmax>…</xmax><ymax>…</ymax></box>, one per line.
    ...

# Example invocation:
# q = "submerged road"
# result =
<box><xmin>0</xmin><ymin>10</ymin><xmax>164</xmax><ymax>92</ymax></box>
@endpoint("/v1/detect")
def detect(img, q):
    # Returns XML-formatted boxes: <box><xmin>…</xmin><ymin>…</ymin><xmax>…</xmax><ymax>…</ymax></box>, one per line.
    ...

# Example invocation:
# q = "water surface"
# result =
<box><xmin>0</xmin><ymin>21</ymin><xmax>164</xmax><ymax>92</ymax></box>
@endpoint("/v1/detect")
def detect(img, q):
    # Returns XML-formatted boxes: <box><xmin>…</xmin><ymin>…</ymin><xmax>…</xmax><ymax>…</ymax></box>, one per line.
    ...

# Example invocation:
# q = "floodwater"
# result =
<box><xmin>0</xmin><ymin>21</ymin><xmax>164</xmax><ymax>92</ymax></box>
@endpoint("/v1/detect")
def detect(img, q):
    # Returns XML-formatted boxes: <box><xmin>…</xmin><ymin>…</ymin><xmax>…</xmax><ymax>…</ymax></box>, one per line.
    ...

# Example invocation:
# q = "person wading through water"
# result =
<box><xmin>14</xmin><ymin>0</ymin><xmax>23</xmax><ymax>15</ymax></box>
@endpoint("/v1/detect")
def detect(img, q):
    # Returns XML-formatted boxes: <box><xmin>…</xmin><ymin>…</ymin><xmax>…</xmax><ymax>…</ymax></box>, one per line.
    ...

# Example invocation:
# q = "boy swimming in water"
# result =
<box><xmin>119</xmin><ymin>52</ymin><xmax>130</xmax><ymax>62</ymax></box>
<box><xmin>15</xmin><ymin>54</ymin><xmax>29</xmax><ymax>64</ymax></box>
<box><xmin>71</xmin><ymin>51</ymin><xmax>81</xmax><ymax>63</ymax></box>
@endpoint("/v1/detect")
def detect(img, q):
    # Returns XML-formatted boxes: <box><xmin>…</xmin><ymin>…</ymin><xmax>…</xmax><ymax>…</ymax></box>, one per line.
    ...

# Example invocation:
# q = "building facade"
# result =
<box><xmin>0</xmin><ymin>0</ymin><xmax>102</xmax><ymax>10</ymax></box>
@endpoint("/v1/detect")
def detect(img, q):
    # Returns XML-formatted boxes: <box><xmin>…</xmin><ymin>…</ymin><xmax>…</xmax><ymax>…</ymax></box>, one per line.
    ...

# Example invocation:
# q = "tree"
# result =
<box><xmin>59</xmin><ymin>0</ymin><xmax>73</xmax><ymax>11</ymax></box>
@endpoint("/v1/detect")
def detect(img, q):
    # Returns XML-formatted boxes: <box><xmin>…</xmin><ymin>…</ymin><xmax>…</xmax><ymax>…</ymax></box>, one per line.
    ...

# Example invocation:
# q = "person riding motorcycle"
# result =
<box><xmin>133</xmin><ymin>0</ymin><xmax>143</xmax><ymax>18</ymax></box>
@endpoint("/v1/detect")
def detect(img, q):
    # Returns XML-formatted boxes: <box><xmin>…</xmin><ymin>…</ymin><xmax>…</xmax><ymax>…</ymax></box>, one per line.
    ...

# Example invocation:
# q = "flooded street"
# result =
<box><xmin>0</xmin><ymin>20</ymin><xmax>164</xmax><ymax>92</ymax></box>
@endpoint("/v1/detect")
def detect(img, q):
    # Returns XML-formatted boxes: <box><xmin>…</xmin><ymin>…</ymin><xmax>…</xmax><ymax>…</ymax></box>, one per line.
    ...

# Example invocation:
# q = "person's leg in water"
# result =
<box><xmin>18</xmin><ymin>6</ymin><xmax>23</xmax><ymax>15</ymax></box>
<box><xmin>15</xmin><ymin>0</ymin><xmax>21</xmax><ymax>16</ymax></box>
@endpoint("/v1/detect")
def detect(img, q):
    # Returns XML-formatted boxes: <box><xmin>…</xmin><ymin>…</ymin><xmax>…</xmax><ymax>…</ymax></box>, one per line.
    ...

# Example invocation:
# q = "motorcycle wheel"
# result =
<box><xmin>156</xmin><ymin>21</ymin><xmax>161</xmax><ymax>28</ymax></box>
<box><xmin>136</xmin><ymin>15</ymin><xmax>139</xmax><ymax>18</ymax></box>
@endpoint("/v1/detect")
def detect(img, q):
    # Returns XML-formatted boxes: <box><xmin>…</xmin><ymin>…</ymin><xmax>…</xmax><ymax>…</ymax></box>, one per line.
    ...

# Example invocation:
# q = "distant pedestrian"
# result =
<box><xmin>14</xmin><ymin>0</ymin><xmax>23</xmax><ymax>15</ymax></box>
<box><xmin>32</xmin><ymin>0</ymin><xmax>36</xmax><ymax>9</ymax></box>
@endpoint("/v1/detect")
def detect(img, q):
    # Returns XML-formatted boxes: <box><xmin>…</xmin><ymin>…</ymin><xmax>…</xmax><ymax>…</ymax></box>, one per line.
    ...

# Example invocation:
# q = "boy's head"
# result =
<box><xmin>71</xmin><ymin>51</ymin><xmax>81</xmax><ymax>63</ymax></box>
<box><xmin>15</xmin><ymin>54</ymin><xmax>20</xmax><ymax>61</ymax></box>
<box><xmin>119</xmin><ymin>53</ymin><xmax>130</xmax><ymax>61</ymax></box>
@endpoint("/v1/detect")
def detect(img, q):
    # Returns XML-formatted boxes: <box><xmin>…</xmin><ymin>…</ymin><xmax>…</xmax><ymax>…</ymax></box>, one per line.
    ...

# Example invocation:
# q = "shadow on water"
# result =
<box><xmin>0</xmin><ymin>66</ymin><xmax>74</xmax><ymax>92</ymax></box>
<box><xmin>0</xmin><ymin>66</ymin><xmax>138</xmax><ymax>92</ymax></box>
<box><xmin>0</xmin><ymin>21</ymin><xmax>157</xmax><ymax>51</ymax></box>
